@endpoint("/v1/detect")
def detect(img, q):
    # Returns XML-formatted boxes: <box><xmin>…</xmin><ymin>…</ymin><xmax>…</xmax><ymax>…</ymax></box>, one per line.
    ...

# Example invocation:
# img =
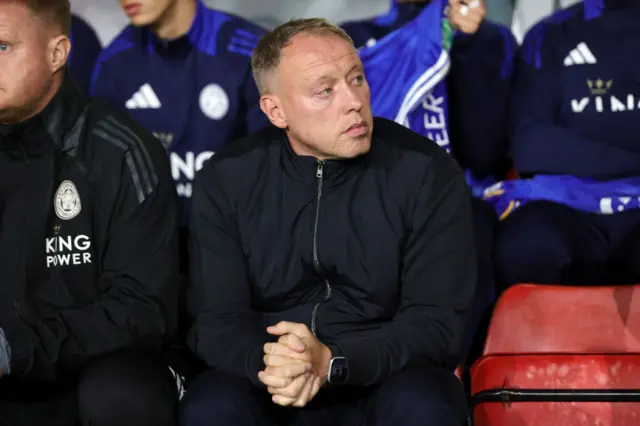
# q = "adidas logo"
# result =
<box><xmin>125</xmin><ymin>83</ymin><xmax>161</xmax><ymax>109</ymax></box>
<box><xmin>563</xmin><ymin>42</ymin><xmax>597</xmax><ymax>67</ymax></box>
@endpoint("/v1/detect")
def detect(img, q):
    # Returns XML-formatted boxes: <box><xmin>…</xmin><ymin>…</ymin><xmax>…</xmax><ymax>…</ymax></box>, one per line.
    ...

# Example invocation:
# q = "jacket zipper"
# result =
<box><xmin>310</xmin><ymin>160</ymin><xmax>332</xmax><ymax>336</ymax></box>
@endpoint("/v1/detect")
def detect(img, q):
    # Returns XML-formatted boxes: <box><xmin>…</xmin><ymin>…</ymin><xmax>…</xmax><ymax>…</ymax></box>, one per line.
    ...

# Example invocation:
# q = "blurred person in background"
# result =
<box><xmin>68</xmin><ymin>15</ymin><xmax>102</xmax><ymax>94</ymax></box>
<box><xmin>488</xmin><ymin>0</ymin><xmax>640</xmax><ymax>290</ymax></box>
<box><xmin>90</xmin><ymin>0</ymin><xmax>269</xmax><ymax>274</ymax></box>
<box><xmin>511</xmin><ymin>0</ymin><xmax>581</xmax><ymax>43</ymax></box>
<box><xmin>340</xmin><ymin>0</ymin><xmax>517</xmax><ymax>365</ymax></box>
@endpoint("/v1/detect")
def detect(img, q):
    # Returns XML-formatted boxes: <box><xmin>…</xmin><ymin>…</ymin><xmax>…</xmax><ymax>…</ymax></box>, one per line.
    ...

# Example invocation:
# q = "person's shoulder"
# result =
<box><xmin>215</xmin><ymin>7</ymin><xmax>267</xmax><ymax>37</ymax></box>
<box><xmin>373</xmin><ymin>117</ymin><xmax>445</xmax><ymax>158</ymax></box>
<box><xmin>86</xmin><ymin>99</ymin><xmax>163</xmax><ymax>153</ymax></box>
<box><xmin>94</xmin><ymin>25</ymin><xmax>141</xmax><ymax>67</ymax></box>
<box><xmin>519</xmin><ymin>3</ymin><xmax>587</xmax><ymax>70</ymax></box>
<box><xmin>197</xmin><ymin>125</ymin><xmax>281</xmax><ymax>183</ymax></box>
<box><xmin>523</xmin><ymin>2</ymin><xmax>586</xmax><ymax>49</ymax></box>
<box><xmin>192</xmin><ymin>5</ymin><xmax>266</xmax><ymax>59</ymax></box>
<box><xmin>372</xmin><ymin>118</ymin><xmax>453</xmax><ymax>162</ymax></box>
<box><xmin>89</xmin><ymin>25</ymin><xmax>143</xmax><ymax>93</ymax></box>
<box><xmin>81</xmin><ymin>100</ymin><xmax>169</xmax><ymax>198</ymax></box>
<box><xmin>371</xmin><ymin>117</ymin><xmax>462</xmax><ymax>179</ymax></box>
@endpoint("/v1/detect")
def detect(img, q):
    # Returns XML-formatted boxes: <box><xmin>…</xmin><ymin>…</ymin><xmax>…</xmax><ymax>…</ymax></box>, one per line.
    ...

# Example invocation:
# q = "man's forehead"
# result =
<box><xmin>281</xmin><ymin>34</ymin><xmax>361</xmax><ymax>76</ymax></box>
<box><xmin>0</xmin><ymin>3</ymin><xmax>32</xmax><ymax>33</ymax></box>
<box><xmin>0</xmin><ymin>2</ymin><xmax>31</xmax><ymax>20</ymax></box>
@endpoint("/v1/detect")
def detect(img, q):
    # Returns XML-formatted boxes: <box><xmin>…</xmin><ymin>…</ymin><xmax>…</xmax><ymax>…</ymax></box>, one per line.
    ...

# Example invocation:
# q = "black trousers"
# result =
<box><xmin>179</xmin><ymin>368</ymin><xmax>468</xmax><ymax>426</ymax></box>
<box><xmin>0</xmin><ymin>350</ymin><xmax>178</xmax><ymax>426</ymax></box>
<box><xmin>495</xmin><ymin>201</ymin><xmax>640</xmax><ymax>290</ymax></box>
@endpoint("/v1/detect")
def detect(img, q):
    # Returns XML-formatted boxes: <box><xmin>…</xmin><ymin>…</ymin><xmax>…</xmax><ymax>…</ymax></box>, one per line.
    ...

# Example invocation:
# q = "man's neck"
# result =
<box><xmin>151</xmin><ymin>0</ymin><xmax>197</xmax><ymax>40</ymax></box>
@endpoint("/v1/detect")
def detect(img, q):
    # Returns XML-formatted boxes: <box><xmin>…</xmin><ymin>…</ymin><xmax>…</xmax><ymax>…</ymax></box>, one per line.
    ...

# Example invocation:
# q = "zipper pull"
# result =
<box><xmin>316</xmin><ymin>160</ymin><xmax>324</xmax><ymax>179</ymax></box>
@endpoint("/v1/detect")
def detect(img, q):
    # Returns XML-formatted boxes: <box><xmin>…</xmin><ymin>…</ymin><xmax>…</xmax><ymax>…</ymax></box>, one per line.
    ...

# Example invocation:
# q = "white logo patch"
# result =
<box><xmin>199</xmin><ymin>84</ymin><xmax>229</xmax><ymax>120</ymax></box>
<box><xmin>54</xmin><ymin>180</ymin><xmax>82</xmax><ymax>220</ymax></box>
<box><xmin>125</xmin><ymin>83</ymin><xmax>161</xmax><ymax>109</ymax></box>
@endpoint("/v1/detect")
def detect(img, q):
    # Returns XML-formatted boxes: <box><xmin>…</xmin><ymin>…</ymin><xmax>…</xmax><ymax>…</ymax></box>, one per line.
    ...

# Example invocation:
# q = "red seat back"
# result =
<box><xmin>472</xmin><ymin>284</ymin><xmax>640</xmax><ymax>426</ymax></box>
<box><xmin>483</xmin><ymin>284</ymin><xmax>640</xmax><ymax>355</ymax></box>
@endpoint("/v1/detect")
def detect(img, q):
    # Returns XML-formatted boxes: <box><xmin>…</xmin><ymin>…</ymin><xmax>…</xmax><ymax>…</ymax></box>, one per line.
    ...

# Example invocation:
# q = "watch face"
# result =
<box><xmin>329</xmin><ymin>357</ymin><xmax>348</xmax><ymax>384</ymax></box>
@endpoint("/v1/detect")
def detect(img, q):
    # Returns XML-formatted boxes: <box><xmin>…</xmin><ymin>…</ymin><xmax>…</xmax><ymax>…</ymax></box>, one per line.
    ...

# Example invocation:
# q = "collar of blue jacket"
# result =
<box><xmin>143</xmin><ymin>0</ymin><xmax>231</xmax><ymax>55</ymax></box>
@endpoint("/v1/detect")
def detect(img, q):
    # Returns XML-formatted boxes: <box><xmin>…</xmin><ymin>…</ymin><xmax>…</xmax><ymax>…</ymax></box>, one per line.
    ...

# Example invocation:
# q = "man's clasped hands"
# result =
<box><xmin>259</xmin><ymin>321</ymin><xmax>333</xmax><ymax>407</ymax></box>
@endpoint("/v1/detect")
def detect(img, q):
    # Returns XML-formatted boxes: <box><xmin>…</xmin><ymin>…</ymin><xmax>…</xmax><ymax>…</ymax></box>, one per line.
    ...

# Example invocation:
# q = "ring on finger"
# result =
<box><xmin>469</xmin><ymin>0</ymin><xmax>481</xmax><ymax>9</ymax></box>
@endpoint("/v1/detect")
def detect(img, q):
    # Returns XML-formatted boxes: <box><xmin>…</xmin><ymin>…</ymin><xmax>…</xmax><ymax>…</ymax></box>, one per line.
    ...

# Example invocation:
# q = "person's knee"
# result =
<box><xmin>367</xmin><ymin>368</ymin><xmax>467</xmax><ymax>426</ymax></box>
<box><xmin>77</xmin><ymin>350</ymin><xmax>177</xmax><ymax>426</ymax></box>
<box><xmin>180</xmin><ymin>371</ymin><xmax>262</xmax><ymax>426</ymax></box>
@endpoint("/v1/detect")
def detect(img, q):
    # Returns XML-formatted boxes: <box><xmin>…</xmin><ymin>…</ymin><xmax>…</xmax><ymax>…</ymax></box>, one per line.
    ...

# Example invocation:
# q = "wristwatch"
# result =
<box><xmin>327</xmin><ymin>356</ymin><xmax>349</xmax><ymax>385</ymax></box>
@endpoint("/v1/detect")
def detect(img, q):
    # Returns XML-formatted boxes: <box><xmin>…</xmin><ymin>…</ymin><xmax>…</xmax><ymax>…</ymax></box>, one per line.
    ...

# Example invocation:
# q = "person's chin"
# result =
<box><xmin>129</xmin><ymin>14</ymin><xmax>154</xmax><ymax>27</ymax></box>
<box><xmin>341</xmin><ymin>137</ymin><xmax>371</xmax><ymax>159</ymax></box>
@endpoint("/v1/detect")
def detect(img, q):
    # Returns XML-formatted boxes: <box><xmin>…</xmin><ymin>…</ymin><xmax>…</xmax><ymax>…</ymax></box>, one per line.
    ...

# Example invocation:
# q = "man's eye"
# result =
<box><xmin>0</xmin><ymin>44</ymin><xmax>9</xmax><ymax>52</ymax></box>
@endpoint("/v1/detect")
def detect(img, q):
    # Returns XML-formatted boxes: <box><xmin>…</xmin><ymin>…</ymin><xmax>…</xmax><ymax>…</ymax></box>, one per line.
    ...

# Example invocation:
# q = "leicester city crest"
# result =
<box><xmin>54</xmin><ymin>180</ymin><xmax>82</xmax><ymax>220</ymax></box>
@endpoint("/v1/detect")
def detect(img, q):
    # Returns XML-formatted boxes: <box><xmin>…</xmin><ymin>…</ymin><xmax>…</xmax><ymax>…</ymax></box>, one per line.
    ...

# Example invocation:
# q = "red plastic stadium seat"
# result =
<box><xmin>472</xmin><ymin>354</ymin><xmax>640</xmax><ymax>426</ymax></box>
<box><xmin>471</xmin><ymin>284</ymin><xmax>640</xmax><ymax>426</ymax></box>
<box><xmin>483</xmin><ymin>284</ymin><xmax>640</xmax><ymax>354</ymax></box>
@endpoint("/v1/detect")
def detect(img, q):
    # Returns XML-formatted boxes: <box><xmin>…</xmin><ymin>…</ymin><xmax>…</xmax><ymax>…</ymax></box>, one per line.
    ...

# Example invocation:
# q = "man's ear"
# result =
<box><xmin>48</xmin><ymin>35</ymin><xmax>71</xmax><ymax>73</ymax></box>
<box><xmin>260</xmin><ymin>94</ymin><xmax>287</xmax><ymax>129</ymax></box>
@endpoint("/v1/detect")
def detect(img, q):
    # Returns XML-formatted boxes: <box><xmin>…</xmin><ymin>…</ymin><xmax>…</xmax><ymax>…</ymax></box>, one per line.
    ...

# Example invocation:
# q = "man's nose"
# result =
<box><xmin>343</xmin><ymin>86</ymin><xmax>364</xmax><ymax>112</ymax></box>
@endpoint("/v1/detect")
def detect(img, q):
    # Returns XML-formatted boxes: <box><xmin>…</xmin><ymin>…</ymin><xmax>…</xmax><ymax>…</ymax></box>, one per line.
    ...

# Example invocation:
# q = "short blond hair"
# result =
<box><xmin>251</xmin><ymin>18</ymin><xmax>354</xmax><ymax>94</ymax></box>
<box><xmin>25</xmin><ymin>0</ymin><xmax>72</xmax><ymax>36</ymax></box>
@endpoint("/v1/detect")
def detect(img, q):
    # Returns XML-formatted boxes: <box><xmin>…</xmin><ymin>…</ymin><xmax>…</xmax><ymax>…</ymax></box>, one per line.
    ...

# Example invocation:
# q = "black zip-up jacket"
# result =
<box><xmin>0</xmin><ymin>74</ymin><xmax>179</xmax><ymax>380</ymax></box>
<box><xmin>188</xmin><ymin>117</ymin><xmax>475</xmax><ymax>387</ymax></box>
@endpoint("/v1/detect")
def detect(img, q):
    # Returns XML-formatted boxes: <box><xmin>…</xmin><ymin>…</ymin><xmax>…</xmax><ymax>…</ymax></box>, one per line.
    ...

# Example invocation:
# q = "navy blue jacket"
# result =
<box><xmin>512</xmin><ymin>0</ymin><xmax>640</xmax><ymax>178</ymax></box>
<box><xmin>0</xmin><ymin>75</ymin><xmax>178</xmax><ymax>380</ymax></box>
<box><xmin>90</xmin><ymin>1</ymin><xmax>269</xmax><ymax>224</ymax></box>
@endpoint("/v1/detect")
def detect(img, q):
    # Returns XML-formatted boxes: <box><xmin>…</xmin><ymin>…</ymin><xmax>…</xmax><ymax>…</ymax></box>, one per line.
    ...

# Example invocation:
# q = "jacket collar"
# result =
<box><xmin>280</xmin><ymin>129</ymin><xmax>367</xmax><ymax>188</ymax></box>
<box><xmin>144</xmin><ymin>0</ymin><xmax>204</xmax><ymax>55</ymax></box>
<box><xmin>38</xmin><ymin>72</ymin><xmax>87</xmax><ymax>149</ymax></box>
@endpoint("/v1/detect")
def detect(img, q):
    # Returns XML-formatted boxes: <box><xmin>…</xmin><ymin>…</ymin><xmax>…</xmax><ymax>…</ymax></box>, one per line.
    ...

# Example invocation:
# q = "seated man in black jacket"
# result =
<box><xmin>181</xmin><ymin>18</ymin><xmax>475</xmax><ymax>426</ymax></box>
<box><xmin>0</xmin><ymin>1</ymin><xmax>180</xmax><ymax>425</ymax></box>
